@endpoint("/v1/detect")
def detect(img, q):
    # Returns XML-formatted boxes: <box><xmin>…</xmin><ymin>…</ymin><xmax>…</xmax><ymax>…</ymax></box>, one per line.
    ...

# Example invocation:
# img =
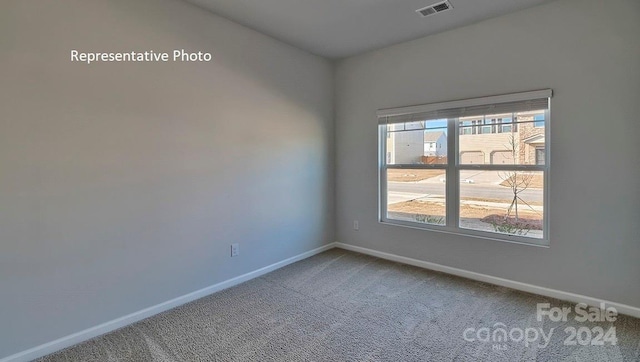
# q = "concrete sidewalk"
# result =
<box><xmin>388</xmin><ymin>192</ymin><xmax>543</xmax><ymax>213</ymax></box>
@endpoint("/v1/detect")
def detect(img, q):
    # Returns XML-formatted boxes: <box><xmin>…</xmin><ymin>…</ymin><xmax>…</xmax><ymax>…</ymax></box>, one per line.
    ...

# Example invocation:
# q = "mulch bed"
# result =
<box><xmin>480</xmin><ymin>214</ymin><xmax>543</xmax><ymax>230</ymax></box>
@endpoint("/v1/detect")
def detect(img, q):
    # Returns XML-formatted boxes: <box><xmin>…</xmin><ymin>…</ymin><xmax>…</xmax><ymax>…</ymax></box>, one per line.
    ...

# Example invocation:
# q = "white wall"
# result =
<box><xmin>0</xmin><ymin>0</ymin><xmax>334</xmax><ymax>358</ymax></box>
<box><xmin>391</xmin><ymin>131</ymin><xmax>424</xmax><ymax>164</ymax></box>
<box><xmin>336</xmin><ymin>0</ymin><xmax>640</xmax><ymax>309</ymax></box>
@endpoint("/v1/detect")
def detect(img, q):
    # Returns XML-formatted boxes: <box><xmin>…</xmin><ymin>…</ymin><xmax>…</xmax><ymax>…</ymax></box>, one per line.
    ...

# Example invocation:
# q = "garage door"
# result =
<box><xmin>491</xmin><ymin>150</ymin><xmax>515</xmax><ymax>164</ymax></box>
<box><xmin>460</xmin><ymin>151</ymin><xmax>484</xmax><ymax>164</ymax></box>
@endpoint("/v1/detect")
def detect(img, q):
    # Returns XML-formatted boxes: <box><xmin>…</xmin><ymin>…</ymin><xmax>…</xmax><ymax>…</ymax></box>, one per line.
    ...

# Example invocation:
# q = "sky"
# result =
<box><xmin>425</xmin><ymin>119</ymin><xmax>447</xmax><ymax>134</ymax></box>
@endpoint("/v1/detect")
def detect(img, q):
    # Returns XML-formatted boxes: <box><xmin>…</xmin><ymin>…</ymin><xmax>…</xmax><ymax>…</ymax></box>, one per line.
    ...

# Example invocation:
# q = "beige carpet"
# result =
<box><xmin>38</xmin><ymin>249</ymin><xmax>640</xmax><ymax>361</ymax></box>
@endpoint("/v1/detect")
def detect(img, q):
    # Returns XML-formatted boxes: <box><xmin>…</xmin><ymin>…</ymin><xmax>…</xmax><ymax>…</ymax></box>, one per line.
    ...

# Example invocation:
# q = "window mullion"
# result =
<box><xmin>379</xmin><ymin>125</ymin><xmax>388</xmax><ymax>222</ymax></box>
<box><xmin>446</xmin><ymin>118</ymin><xmax>459</xmax><ymax>229</ymax></box>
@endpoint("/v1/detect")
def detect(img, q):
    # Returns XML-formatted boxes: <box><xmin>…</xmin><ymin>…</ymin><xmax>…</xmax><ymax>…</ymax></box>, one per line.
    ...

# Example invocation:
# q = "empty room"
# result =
<box><xmin>2</xmin><ymin>0</ymin><xmax>639</xmax><ymax>361</ymax></box>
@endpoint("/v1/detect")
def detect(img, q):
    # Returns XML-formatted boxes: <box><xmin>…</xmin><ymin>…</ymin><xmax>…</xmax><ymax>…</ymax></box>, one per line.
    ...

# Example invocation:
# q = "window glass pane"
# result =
<box><xmin>386</xmin><ymin>120</ymin><xmax>447</xmax><ymax>165</ymax></box>
<box><xmin>459</xmin><ymin>117</ymin><xmax>481</xmax><ymax>135</ymax></box>
<box><xmin>386</xmin><ymin>169</ymin><xmax>446</xmax><ymax>225</ymax></box>
<box><xmin>459</xmin><ymin>111</ymin><xmax>546</xmax><ymax>165</ymax></box>
<box><xmin>458</xmin><ymin>170</ymin><xmax>544</xmax><ymax>239</ymax></box>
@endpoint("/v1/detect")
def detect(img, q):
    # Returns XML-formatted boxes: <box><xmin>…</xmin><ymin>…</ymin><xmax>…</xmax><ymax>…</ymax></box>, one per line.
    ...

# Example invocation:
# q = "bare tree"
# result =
<box><xmin>497</xmin><ymin>133</ymin><xmax>535</xmax><ymax>222</ymax></box>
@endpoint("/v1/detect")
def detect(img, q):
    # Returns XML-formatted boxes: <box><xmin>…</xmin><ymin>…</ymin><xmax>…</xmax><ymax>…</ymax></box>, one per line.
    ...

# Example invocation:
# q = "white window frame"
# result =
<box><xmin>377</xmin><ymin>90</ymin><xmax>551</xmax><ymax>247</ymax></box>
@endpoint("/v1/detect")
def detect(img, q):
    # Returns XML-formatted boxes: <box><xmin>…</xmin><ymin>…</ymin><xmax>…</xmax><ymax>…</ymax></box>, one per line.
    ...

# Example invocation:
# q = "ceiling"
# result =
<box><xmin>185</xmin><ymin>0</ymin><xmax>554</xmax><ymax>59</ymax></box>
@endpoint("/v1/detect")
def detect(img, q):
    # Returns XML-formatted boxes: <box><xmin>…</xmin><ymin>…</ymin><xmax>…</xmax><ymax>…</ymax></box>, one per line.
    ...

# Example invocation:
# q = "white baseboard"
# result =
<box><xmin>1</xmin><ymin>242</ymin><xmax>337</xmax><ymax>362</ymax></box>
<box><xmin>5</xmin><ymin>241</ymin><xmax>637</xmax><ymax>362</ymax></box>
<box><xmin>335</xmin><ymin>242</ymin><xmax>640</xmax><ymax>319</ymax></box>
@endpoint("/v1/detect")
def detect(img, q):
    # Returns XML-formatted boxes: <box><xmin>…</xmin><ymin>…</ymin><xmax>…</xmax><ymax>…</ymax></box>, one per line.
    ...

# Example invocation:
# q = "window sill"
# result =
<box><xmin>379</xmin><ymin>218</ymin><xmax>550</xmax><ymax>248</ymax></box>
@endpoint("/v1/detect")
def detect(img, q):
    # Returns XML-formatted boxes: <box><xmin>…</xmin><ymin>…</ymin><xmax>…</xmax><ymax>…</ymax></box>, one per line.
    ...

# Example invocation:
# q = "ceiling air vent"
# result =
<box><xmin>416</xmin><ymin>1</ymin><xmax>453</xmax><ymax>17</ymax></box>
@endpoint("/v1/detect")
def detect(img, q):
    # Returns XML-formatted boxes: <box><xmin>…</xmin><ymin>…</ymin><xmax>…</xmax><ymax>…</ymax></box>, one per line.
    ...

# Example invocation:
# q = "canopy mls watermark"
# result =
<box><xmin>70</xmin><ymin>49</ymin><xmax>212</xmax><ymax>64</ymax></box>
<box><xmin>462</xmin><ymin>302</ymin><xmax>618</xmax><ymax>351</ymax></box>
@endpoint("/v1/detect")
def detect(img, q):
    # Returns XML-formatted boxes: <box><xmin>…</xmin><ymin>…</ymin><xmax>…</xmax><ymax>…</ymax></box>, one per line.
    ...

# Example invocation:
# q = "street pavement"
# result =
<box><xmin>387</xmin><ymin>171</ymin><xmax>543</xmax><ymax>207</ymax></box>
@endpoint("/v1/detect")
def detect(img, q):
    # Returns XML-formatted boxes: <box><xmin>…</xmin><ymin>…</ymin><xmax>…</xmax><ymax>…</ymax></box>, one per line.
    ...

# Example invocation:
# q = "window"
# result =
<box><xmin>481</xmin><ymin>118</ymin><xmax>492</xmax><ymax>134</ymax></box>
<box><xmin>499</xmin><ymin>117</ymin><xmax>515</xmax><ymax>133</ymax></box>
<box><xmin>534</xmin><ymin>114</ymin><xmax>545</xmax><ymax>128</ymax></box>
<box><xmin>535</xmin><ymin>147</ymin><xmax>545</xmax><ymax>165</ymax></box>
<box><xmin>378</xmin><ymin>90</ymin><xmax>551</xmax><ymax>245</ymax></box>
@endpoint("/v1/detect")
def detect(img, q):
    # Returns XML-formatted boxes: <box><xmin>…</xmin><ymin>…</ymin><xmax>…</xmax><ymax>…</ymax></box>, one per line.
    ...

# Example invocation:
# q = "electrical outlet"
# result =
<box><xmin>353</xmin><ymin>220</ymin><xmax>359</xmax><ymax>230</ymax></box>
<box><xmin>231</xmin><ymin>243</ymin><xmax>239</xmax><ymax>257</ymax></box>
